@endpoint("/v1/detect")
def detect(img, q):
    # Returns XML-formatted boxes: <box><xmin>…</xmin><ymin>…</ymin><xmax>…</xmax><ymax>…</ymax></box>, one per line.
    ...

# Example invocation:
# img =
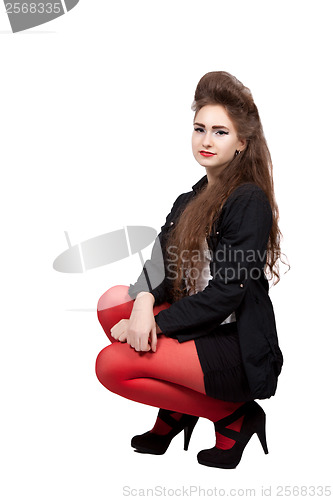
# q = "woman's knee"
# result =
<box><xmin>95</xmin><ymin>343</ymin><xmax>126</xmax><ymax>389</ymax></box>
<box><xmin>96</xmin><ymin>344</ymin><xmax>114</xmax><ymax>387</ymax></box>
<box><xmin>97</xmin><ymin>284</ymin><xmax>130</xmax><ymax>312</ymax></box>
<box><xmin>97</xmin><ymin>285</ymin><xmax>134</xmax><ymax>339</ymax></box>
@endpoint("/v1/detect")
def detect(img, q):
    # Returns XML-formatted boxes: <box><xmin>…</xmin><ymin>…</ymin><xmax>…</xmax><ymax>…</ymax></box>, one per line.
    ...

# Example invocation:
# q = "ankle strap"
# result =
<box><xmin>215</xmin><ymin>426</ymin><xmax>248</xmax><ymax>444</ymax></box>
<box><xmin>214</xmin><ymin>401</ymin><xmax>254</xmax><ymax>431</ymax></box>
<box><xmin>158</xmin><ymin>409</ymin><xmax>180</xmax><ymax>427</ymax></box>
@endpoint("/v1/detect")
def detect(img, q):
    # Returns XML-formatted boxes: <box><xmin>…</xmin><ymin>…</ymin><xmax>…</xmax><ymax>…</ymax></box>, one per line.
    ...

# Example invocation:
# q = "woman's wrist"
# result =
<box><xmin>133</xmin><ymin>291</ymin><xmax>155</xmax><ymax>311</ymax></box>
<box><xmin>136</xmin><ymin>291</ymin><xmax>154</xmax><ymax>301</ymax></box>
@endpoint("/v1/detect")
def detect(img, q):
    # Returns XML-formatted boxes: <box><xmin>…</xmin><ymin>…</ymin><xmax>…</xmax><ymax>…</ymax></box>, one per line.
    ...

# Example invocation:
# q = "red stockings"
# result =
<box><xmin>95</xmin><ymin>285</ymin><xmax>245</xmax><ymax>449</ymax></box>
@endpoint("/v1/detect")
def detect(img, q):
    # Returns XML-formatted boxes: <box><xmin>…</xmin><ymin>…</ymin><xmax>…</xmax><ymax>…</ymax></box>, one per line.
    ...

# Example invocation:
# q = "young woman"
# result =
<box><xmin>95</xmin><ymin>71</ymin><xmax>285</xmax><ymax>469</ymax></box>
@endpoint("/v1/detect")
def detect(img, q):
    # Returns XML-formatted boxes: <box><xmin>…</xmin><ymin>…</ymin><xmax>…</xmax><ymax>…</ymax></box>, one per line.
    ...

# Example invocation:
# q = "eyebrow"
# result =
<box><xmin>193</xmin><ymin>122</ymin><xmax>230</xmax><ymax>131</ymax></box>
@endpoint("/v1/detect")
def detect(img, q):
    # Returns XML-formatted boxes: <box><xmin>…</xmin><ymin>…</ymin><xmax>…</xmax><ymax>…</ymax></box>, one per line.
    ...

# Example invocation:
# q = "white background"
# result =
<box><xmin>1</xmin><ymin>1</ymin><xmax>332</xmax><ymax>499</ymax></box>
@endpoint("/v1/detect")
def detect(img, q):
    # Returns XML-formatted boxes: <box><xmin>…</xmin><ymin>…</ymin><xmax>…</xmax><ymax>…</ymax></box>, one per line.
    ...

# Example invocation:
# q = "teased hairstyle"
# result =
<box><xmin>166</xmin><ymin>71</ymin><xmax>288</xmax><ymax>301</ymax></box>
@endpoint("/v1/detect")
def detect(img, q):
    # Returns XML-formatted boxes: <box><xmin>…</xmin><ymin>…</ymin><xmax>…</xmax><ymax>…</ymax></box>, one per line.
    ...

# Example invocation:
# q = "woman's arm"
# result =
<box><xmin>112</xmin><ymin>291</ymin><xmax>160</xmax><ymax>351</ymax></box>
<box><xmin>154</xmin><ymin>185</ymin><xmax>272</xmax><ymax>337</ymax></box>
<box><xmin>127</xmin><ymin>194</ymin><xmax>186</xmax><ymax>305</ymax></box>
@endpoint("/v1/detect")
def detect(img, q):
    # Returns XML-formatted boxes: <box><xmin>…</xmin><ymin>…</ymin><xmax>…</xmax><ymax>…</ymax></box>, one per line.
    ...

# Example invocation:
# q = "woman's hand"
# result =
<box><xmin>110</xmin><ymin>319</ymin><xmax>130</xmax><ymax>343</ymax></box>
<box><xmin>126</xmin><ymin>309</ymin><xmax>157</xmax><ymax>352</ymax></box>
<box><xmin>110</xmin><ymin>292</ymin><xmax>160</xmax><ymax>352</ymax></box>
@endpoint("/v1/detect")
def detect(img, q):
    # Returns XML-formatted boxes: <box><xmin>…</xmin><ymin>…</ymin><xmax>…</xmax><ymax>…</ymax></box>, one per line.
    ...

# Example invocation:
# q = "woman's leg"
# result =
<box><xmin>97</xmin><ymin>284</ymin><xmax>170</xmax><ymax>343</ymax></box>
<box><xmin>97</xmin><ymin>285</ymin><xmax>186</xmax><ymax>434</ymax></box>
<box><xmin>96</xmin><ymin>285</ymin><xmax>245</xmax><ymax>448</ymax></box>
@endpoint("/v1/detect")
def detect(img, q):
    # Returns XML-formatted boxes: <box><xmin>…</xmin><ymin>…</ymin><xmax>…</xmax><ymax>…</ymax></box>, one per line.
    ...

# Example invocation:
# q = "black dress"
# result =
<box><xmin>186</xmin><ymin>239</ymin><xmax>253</xmax><ymax>403</ymax></box>
<box><xmin>194</xmin><ymin>322</ymin><xmax>253</xmax><ymax>403</ymax></box>
<box><xmin>130</xmin><ymin>178</ymin><xmax>283</xmax><ymax>401</ymax></box>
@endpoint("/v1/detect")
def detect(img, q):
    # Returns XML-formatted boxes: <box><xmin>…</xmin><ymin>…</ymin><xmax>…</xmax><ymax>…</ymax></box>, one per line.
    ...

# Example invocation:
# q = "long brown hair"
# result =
<box><xmin>166</xmin><ymin>71</ymin><xmax>288</xmax><ymax>301</ymax></box>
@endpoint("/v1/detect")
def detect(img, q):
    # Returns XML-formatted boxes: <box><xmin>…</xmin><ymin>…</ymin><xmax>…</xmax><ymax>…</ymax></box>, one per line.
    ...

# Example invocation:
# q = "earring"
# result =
<box><xmin>235</xmin><ymin>150</ymin><xmax>240</xmax><ymax>156</ymax></box>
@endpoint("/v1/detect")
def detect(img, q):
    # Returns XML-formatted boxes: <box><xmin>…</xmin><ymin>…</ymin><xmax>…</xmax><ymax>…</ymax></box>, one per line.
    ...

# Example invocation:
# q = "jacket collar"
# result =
<box><xmin>191</xmin><ymin>174</ymin><xmax>208</xmax><ymax>193</ymax></box>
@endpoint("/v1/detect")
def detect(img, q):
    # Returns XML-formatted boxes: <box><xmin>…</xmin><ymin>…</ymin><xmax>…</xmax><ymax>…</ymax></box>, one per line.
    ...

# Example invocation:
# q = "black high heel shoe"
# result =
<box><xmin>131</xmin><ymin>408</ymin><xmax>199</xmax><ymax>455</ymax></box>
<box><xmin>197</xmin><ymin>401</ymin><xmax>268</xmax><ymax>469</ymax></box>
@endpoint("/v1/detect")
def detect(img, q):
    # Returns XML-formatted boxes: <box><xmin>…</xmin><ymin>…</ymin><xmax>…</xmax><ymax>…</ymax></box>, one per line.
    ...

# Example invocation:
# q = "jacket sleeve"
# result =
<box><xmin>127</xmin><ymin>194</ymin><xmax>185</xmax><ymax>305</ymax></box>
<box><xmin>154</xmin><ymin>185</ymin><xmax>273</xmax><ymax>336</ymax></box>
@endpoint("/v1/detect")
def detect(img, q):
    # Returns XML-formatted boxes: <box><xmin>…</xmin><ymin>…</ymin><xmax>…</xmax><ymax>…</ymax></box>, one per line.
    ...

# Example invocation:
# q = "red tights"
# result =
<box><xmin>95</xmin><ymin>285</ymin><xmax>245</xmax><ymax>449</ymax></box>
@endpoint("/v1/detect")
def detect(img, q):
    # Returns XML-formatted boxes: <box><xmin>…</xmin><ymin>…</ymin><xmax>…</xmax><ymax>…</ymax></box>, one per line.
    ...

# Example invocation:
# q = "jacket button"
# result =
<box><xmin>170</xmin><ymin>221</ymin><xmax>174</xmax><ymax>225</ymax></box>
<box><xmin>240</xmin><ymin>283</ymin><xmax>244</xmax><ymax>288</ymax></box>
<box><xmin>216</xmin><ymin>231</ymin><xmax>219</xmax><ymax>235</ymax></box>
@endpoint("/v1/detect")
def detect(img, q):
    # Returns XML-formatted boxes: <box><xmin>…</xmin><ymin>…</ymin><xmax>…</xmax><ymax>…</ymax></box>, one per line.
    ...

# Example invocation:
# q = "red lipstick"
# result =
<box><xmin>200</xmin><ymin>151</ymin><xmax>216</xmax><ymax>157</ymax></box>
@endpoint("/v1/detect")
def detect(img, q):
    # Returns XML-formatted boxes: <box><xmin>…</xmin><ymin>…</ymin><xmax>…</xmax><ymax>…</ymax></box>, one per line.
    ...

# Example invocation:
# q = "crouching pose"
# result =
<box><xmin>95</xmin><ymin>71</ymin><xmax>285</xmax><ymax>469</ymax></box>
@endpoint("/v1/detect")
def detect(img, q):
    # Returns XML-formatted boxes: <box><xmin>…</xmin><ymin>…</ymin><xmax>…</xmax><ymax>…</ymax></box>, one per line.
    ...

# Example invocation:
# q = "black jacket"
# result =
<box><xmin>128</xmin><ymin>175</ymin><xmax>283</xmax><ymax>400</ymax></box>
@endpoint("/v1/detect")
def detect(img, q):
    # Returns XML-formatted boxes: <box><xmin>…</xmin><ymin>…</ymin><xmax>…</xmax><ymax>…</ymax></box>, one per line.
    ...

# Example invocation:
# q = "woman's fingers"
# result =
<box><xmin>110</xmin><ymin>324</ymin><xmax>120</xmax><ymax>339</ymax></box>
<box><xmin>142</xmin><ymin>338</ymin><xmax>152</xmax><ymax>351</ymax></box>
<box><xmin>150</xmin><ymin>325</ymin><xmax>157</xmax><ymax>352</ymax></box>
<box><xmin>110</xmin><ymin>319</ymin><xmax>128</xmax><ymax>340</ymax></box>
<box><xmin>128</xmin><ymin>332</ymin><xmax>151</xmax><ymax>352</ymax></box>
<box><xmin>138</xmin><ymin>335</ymin><xmax>151</xmax><ymax>352</ymax></box>
<box><xmin>118</xmin><ymin>331</ymin><xmax>127</xmax><ymax>342</ymax></box>
<box><xmin>115</xmin><ymin>315</ymin><xmax>158</xmax><ymax>352</ymax></box>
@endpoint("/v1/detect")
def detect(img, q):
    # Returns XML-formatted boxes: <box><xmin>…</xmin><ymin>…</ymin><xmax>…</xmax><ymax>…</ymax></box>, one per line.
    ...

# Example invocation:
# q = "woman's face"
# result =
<box><xmin>192</xmin><ymin>104</ymin><xmax>246</xmax><ymax>175</ymax></box>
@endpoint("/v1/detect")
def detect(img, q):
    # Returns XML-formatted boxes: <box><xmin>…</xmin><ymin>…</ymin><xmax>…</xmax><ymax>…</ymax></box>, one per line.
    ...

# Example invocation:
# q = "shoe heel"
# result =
<box><xmin>256</xmin><ymin>414</ymin><xmax>269</xmax><ymax>455</ymax></box>
<box><xmin>183</xmin><ymin>418</ymin><xmax>198</xmax><ymax>451</ymax></box>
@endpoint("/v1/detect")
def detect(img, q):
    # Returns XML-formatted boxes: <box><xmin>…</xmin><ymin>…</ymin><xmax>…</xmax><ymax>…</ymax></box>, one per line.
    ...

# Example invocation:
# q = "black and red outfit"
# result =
<box><xmin>128</xmin><ymin>175</ymin><xmax>283</xmax><ymax>400</ymax></box>
<box><xmin>95</xmin><ymin>175</ymin><xmax>283</xmax><ymax>452</ymax></box>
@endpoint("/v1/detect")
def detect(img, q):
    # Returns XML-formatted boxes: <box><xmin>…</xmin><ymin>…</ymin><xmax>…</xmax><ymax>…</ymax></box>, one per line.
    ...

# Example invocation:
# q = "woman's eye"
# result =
<box><xmin>194</xmin><ymin>127</ymin><xmax>204</xmax><ymax>133</ymax></box>
<box><xmin>216</xmin><ymin>130</ymin><xmax>228</xmax><ymax>136</ymax></box>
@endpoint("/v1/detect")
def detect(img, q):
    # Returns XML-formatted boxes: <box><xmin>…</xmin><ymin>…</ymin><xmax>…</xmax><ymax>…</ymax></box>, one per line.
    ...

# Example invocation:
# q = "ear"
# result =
<box><xmin>237</xmin><ymin>137</ymin><xmax>247</xmax><ymax>152</ymax></box>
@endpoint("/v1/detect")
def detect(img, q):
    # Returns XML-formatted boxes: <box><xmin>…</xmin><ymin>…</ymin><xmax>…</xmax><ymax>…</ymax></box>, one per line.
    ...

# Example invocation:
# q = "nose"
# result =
<box><xmin>202</xmin><ymin>131</ymin><xmax>213</xmax><ymax>149</ymax></box>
